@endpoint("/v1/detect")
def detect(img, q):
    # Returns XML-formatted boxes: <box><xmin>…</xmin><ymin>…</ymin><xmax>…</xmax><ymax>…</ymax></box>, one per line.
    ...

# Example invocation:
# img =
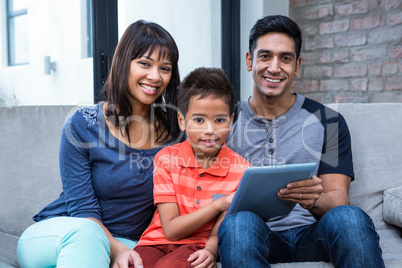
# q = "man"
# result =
<box><xmin>218</xmin><ymin>15</ymin><xmax>384</xmax><ymax>267</ymax></box>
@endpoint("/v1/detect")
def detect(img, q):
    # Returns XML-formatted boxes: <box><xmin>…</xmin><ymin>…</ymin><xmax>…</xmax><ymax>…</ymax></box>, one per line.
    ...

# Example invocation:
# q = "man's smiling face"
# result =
<box><xmin>247</xmin><ymin>32</ymin><xmax>301</xmax><ymax>99</ymax></box>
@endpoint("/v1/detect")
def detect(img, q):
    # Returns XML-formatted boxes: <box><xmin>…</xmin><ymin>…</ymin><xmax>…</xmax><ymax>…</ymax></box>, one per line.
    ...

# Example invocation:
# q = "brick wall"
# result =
<box><xmin>289</xmin><ymin>0</ymin><xmax>402</xmax><ymax>103</ymax></box>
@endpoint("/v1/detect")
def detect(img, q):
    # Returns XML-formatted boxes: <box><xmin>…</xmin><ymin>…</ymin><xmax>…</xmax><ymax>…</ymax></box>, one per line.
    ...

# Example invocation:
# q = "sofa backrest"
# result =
<box><xmin>1</xmin><ymin>103</ymin><xmax>401</xmax><ymax>238</ymax></box>
<box><xmin>328</xmin><ymin>103</ymin><xmax>402</xmax><ymax>230</ymax></box>
<box><xmin>0</xmin><ymin>106</ymin><xmax>75</xmax><ymax>237</ymax></box>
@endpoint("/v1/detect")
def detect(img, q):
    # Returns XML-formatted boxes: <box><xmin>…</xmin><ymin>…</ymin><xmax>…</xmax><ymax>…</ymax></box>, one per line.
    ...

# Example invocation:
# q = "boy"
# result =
<box><xmin>134</xmin><ymin>67</ymin><xmax>251</xmax><ymax>267</ymax></box>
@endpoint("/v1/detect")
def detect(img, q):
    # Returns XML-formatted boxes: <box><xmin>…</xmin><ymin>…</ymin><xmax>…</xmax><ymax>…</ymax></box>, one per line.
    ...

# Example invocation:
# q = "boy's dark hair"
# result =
<box><xmin>249</xmin><ymin>15</ymin><xmax>302</xmax><ymax>60</ymax></box>
<box><xmin>177</xmin><ymin>67</ymin><xmax>234</xmax><ymax>117</ymax></box>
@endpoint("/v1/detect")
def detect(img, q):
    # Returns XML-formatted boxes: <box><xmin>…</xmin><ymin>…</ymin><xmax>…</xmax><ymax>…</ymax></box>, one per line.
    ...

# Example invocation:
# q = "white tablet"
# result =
<box><xmin>226</xmin><ymin>163</ymin><xmax>318</xmax><ymax>219</ymax></box>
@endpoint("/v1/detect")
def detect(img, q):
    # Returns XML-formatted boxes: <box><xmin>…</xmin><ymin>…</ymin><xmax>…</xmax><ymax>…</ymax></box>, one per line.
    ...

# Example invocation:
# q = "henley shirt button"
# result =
<box><xmin>139</xmin><ymin>169</ymin><xmax>143</xmax><ymax>174</ymax></box>
<box><xmin>200</xmin><ymin>173</ymin><xmax>204</xmax><ymax>177</ymax></box>
<box><xmin>269</xmin><ymin>149</ymin><xmax>275</xmax><ymax>155</ymax></box>
<box><xmin>140</xmin><ymin>151</ymin><xmax>145</xmax><ymax>156</ymax></box>
<box><xmin>196</xmin><ymin>200</ymin><xmax>201</xmax><ymax>204</ymax></box>
<box><xmin>269</xmin><ymin>138</ymin><xmax>274</xmax><ymax>143</ymax></box>
<box><xmin>197</xmin><ymin>186</ymin><xmax>201</xmax><ymax>191</ymax></box>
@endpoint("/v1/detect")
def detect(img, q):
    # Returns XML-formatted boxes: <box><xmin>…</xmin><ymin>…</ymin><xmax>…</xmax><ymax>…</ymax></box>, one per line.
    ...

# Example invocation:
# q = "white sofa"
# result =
<box><xmin>1</xmin><ymin>103</ymin><xmax>402</xmax><ymax>267</ymax></box>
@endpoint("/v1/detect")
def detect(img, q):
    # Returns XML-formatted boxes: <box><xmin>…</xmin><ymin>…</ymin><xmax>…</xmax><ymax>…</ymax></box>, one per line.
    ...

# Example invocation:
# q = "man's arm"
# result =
<box><xmin>309</xmin><ymin>173</ymin><xmax>351</xmax><ymax>218</ymax></box>
<box><xmin>278</xmin><ymin>173</ymin><xmax>351</xmax><ymax>219</ymax></box>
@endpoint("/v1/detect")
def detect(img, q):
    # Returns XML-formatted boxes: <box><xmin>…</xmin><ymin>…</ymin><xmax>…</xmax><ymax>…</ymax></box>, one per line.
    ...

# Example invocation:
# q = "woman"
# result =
<box><xmin>17</xmin><ymin>20</ymin><xmax>181</xmax><ymax>268</ymax></box>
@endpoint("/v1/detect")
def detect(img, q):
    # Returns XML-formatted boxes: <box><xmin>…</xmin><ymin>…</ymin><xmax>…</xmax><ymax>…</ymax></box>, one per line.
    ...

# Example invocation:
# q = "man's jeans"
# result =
<box><xmin>217</xmin><ymin>206</ymin><xmax>385</xmax><ymax>268</ymax></box>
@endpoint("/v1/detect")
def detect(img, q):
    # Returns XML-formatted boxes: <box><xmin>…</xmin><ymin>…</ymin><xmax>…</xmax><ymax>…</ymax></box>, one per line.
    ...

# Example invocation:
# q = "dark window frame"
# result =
<box><xmin>221</xmin><ymin>0</ymin><xmax>241</xmax><ymax>103</ymax></box>
<box><xmin>92</xmin><ymin>0</ymin><xmax>118</xmax><ymax>103</ymax></box>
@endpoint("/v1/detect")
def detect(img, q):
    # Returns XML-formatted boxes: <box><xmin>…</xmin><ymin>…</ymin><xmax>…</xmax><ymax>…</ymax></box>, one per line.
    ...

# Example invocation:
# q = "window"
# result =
<box><xmin>85</xmin><ymin>0</ymin><xmax>93</xmax><ymax>58</ymax></box>
<box><xmin>6</xmin><ymin>0</ymin><xmax>29</xmax><ymax>66</ymax></box>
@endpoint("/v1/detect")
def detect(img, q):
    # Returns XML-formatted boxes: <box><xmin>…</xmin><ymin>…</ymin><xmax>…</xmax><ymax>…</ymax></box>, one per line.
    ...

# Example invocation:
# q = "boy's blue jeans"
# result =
<box><xmin>217</xmin><ymin>206</ymin><xmax>385</xmax><ymax>268</ymax></box>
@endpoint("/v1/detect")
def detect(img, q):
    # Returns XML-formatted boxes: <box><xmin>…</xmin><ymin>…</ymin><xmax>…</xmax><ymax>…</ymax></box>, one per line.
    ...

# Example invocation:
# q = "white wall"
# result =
<box><xmin>0</xmin><ymin>0</ymin><xmax>93</xmax><ymax>106</ymax></box>
<box><xmin>118</xmin><ymin>0</ymin><xmax>222</xmax><ymax>80</ymax></box>
<box><xmin>0</xmin><ymin>0</ymin><xmax>289</xmax><ymax>106</ymax></box>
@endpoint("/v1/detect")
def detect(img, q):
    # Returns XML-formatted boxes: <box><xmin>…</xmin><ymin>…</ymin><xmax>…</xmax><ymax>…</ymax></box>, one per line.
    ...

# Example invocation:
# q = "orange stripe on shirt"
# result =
<box><xmin>137</xmin><ymin>139</ymin><xmax>251</xmax><ymax>247</ymax></box>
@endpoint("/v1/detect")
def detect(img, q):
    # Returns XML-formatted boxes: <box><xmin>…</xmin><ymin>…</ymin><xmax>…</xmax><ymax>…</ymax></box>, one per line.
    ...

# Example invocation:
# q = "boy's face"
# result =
<box><xmin>178</xmin><ymin>94</ymin><xmax>234</xmax><ymax>161</ymax></box>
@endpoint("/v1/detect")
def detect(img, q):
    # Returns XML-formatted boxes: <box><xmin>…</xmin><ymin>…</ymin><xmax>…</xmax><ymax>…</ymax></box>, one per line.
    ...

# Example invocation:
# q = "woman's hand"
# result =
<box><xmin>112</xmin><ymin>248</ymin><xmax>143</xmax><ymax>268</ymax></box>
<box><xmin>87</xmin><ymin>218</ymin><xmax>143</xmax><ymax>268</ymax></box>
<box><xmin>187</xmin><ymin>248</ymin><xmax>217</xmax><ymax>268</ymax></box>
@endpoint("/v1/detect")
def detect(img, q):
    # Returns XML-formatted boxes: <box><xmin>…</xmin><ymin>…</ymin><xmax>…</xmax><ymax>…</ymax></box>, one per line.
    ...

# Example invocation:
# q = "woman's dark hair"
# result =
<box><xmin>102</xmin><ymin>20</ymin><xmax>180</xmax><ymax>143</ymax></box>
<box><xmin>249</xmin><ymin>15</ymin><xmax>302</xmax><ymax>60</ymax></box>
<box><xmin>177</xmin><ymin>67</ymin><xmax>235</xmax><ymax>117</ymax></box>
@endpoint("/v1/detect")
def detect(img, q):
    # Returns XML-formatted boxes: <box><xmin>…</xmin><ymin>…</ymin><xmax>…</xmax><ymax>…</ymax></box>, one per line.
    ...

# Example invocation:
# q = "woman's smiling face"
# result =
<box><xmin>128</xmin><ymin>49</ymin><xmax>172</xmax><ymax>106</ymax></box>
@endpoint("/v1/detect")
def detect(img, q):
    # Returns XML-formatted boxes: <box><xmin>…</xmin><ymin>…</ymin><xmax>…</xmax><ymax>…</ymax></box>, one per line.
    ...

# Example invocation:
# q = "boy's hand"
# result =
<box><xmin>217</xmin><ymin>192</ymin><xmax>235</xmax><ymax>212</ymax></box>
<box><xmin>187</xmin><ymin>248</ymin><xmax>217</xmax><ymax>268</ymax></box>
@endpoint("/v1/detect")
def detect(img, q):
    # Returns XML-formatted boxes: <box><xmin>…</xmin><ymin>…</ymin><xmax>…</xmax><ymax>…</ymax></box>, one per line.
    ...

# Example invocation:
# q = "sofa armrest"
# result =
<box><xmin>383</xmin><ymin>186</ymin><xmax>402</xmax><ymax>228</ymax></box>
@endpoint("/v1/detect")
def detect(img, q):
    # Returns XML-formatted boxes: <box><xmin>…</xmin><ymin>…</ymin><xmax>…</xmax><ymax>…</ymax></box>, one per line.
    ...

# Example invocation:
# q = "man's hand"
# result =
<box><xmin>112</xmin><ymin>248</ymin><xmax>143</xmax><ymax>268</ymax></box>
<box><xmin>277</xmin><ymin>175</ymin><xmax>323</xmax><ymax>210</ymax></box>
<box><xmin>187</xmin><ymin>248</ymin><xmax>217</xmax><ymax>268</ymax></box>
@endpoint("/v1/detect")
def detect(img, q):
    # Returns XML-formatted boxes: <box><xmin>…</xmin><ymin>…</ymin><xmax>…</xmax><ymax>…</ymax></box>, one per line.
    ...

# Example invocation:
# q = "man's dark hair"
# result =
<box><xmin>177</xmin><ymin>67</ymin><xmax>235</xmax><ymax>117</ymax></box>
<box><xmin>249</xmin><ymin>15</ymin><xmax>302</xmax><ymax>60</ymax></box>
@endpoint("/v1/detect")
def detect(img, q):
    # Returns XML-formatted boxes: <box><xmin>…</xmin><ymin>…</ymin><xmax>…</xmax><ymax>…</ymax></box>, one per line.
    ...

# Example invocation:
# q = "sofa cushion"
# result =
<box><xmin>328</xmin><ymin>103</ymin><xmax>402</xmax><ymax>230</ymax></box>
<box><xmin>383</xmin><ymin>186</ymin><xmax>402</xmax><ymax>228</ymax></box>
<box><xmin>0</xmin><ymin>232</ymin><xmax>19</xmax><ymax>268</ymax></box>
<box><xmin>377</xmin><ymin>229</ymin><xmax>402</xmax><ymax>268</ymax></box>
<box><xmin>0</xmin><ymin>106</ymin><xmax>73</xmax><ymax>237</ymax></box>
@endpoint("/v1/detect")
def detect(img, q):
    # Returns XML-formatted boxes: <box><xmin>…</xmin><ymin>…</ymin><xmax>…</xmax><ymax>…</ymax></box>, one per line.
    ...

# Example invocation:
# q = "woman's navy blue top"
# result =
<box><xmin>34</xmin><ymin>102</ymin><xmax>176</xmax><ymax>241</ymax></box>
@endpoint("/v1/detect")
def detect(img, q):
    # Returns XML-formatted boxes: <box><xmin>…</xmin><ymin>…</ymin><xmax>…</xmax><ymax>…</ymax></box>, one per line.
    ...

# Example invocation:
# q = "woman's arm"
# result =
<box><xmin>60</xmin><ymin>112</ymin><xmax>102</xmax><ymax>220</ymax></box>
<box><xmin>88</xmin><ymin>218</ymin><xmax>143</xmax><ymax>268</ymax></box>
<box><xmin>62</xmin><ymin>111</ymin><xmax>143</xmax><ymax>267</ymax></box>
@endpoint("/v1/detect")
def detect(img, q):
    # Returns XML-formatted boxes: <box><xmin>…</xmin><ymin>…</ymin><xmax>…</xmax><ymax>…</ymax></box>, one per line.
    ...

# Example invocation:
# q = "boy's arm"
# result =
<box><xmin>187</xmin><ymin>211</ymin><xmax>227</xmax><ymax>267</ymax></box>
<box><xmin>205</xmin><ymin>210</ymin><xmax>226</xmax><ymax>258</ymax></box>
<box><xmin>158</xmin><ymin>192</ymin><xmax>233</xmax><ymax>241</ymax></box>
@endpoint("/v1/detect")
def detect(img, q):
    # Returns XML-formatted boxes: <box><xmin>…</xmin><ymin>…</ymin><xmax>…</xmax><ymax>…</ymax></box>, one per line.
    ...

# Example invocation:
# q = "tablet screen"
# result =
<box><xmin>226</xmin><ymin>163</ymin><xmax>318</xmax><ymax>219</ymax></box>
